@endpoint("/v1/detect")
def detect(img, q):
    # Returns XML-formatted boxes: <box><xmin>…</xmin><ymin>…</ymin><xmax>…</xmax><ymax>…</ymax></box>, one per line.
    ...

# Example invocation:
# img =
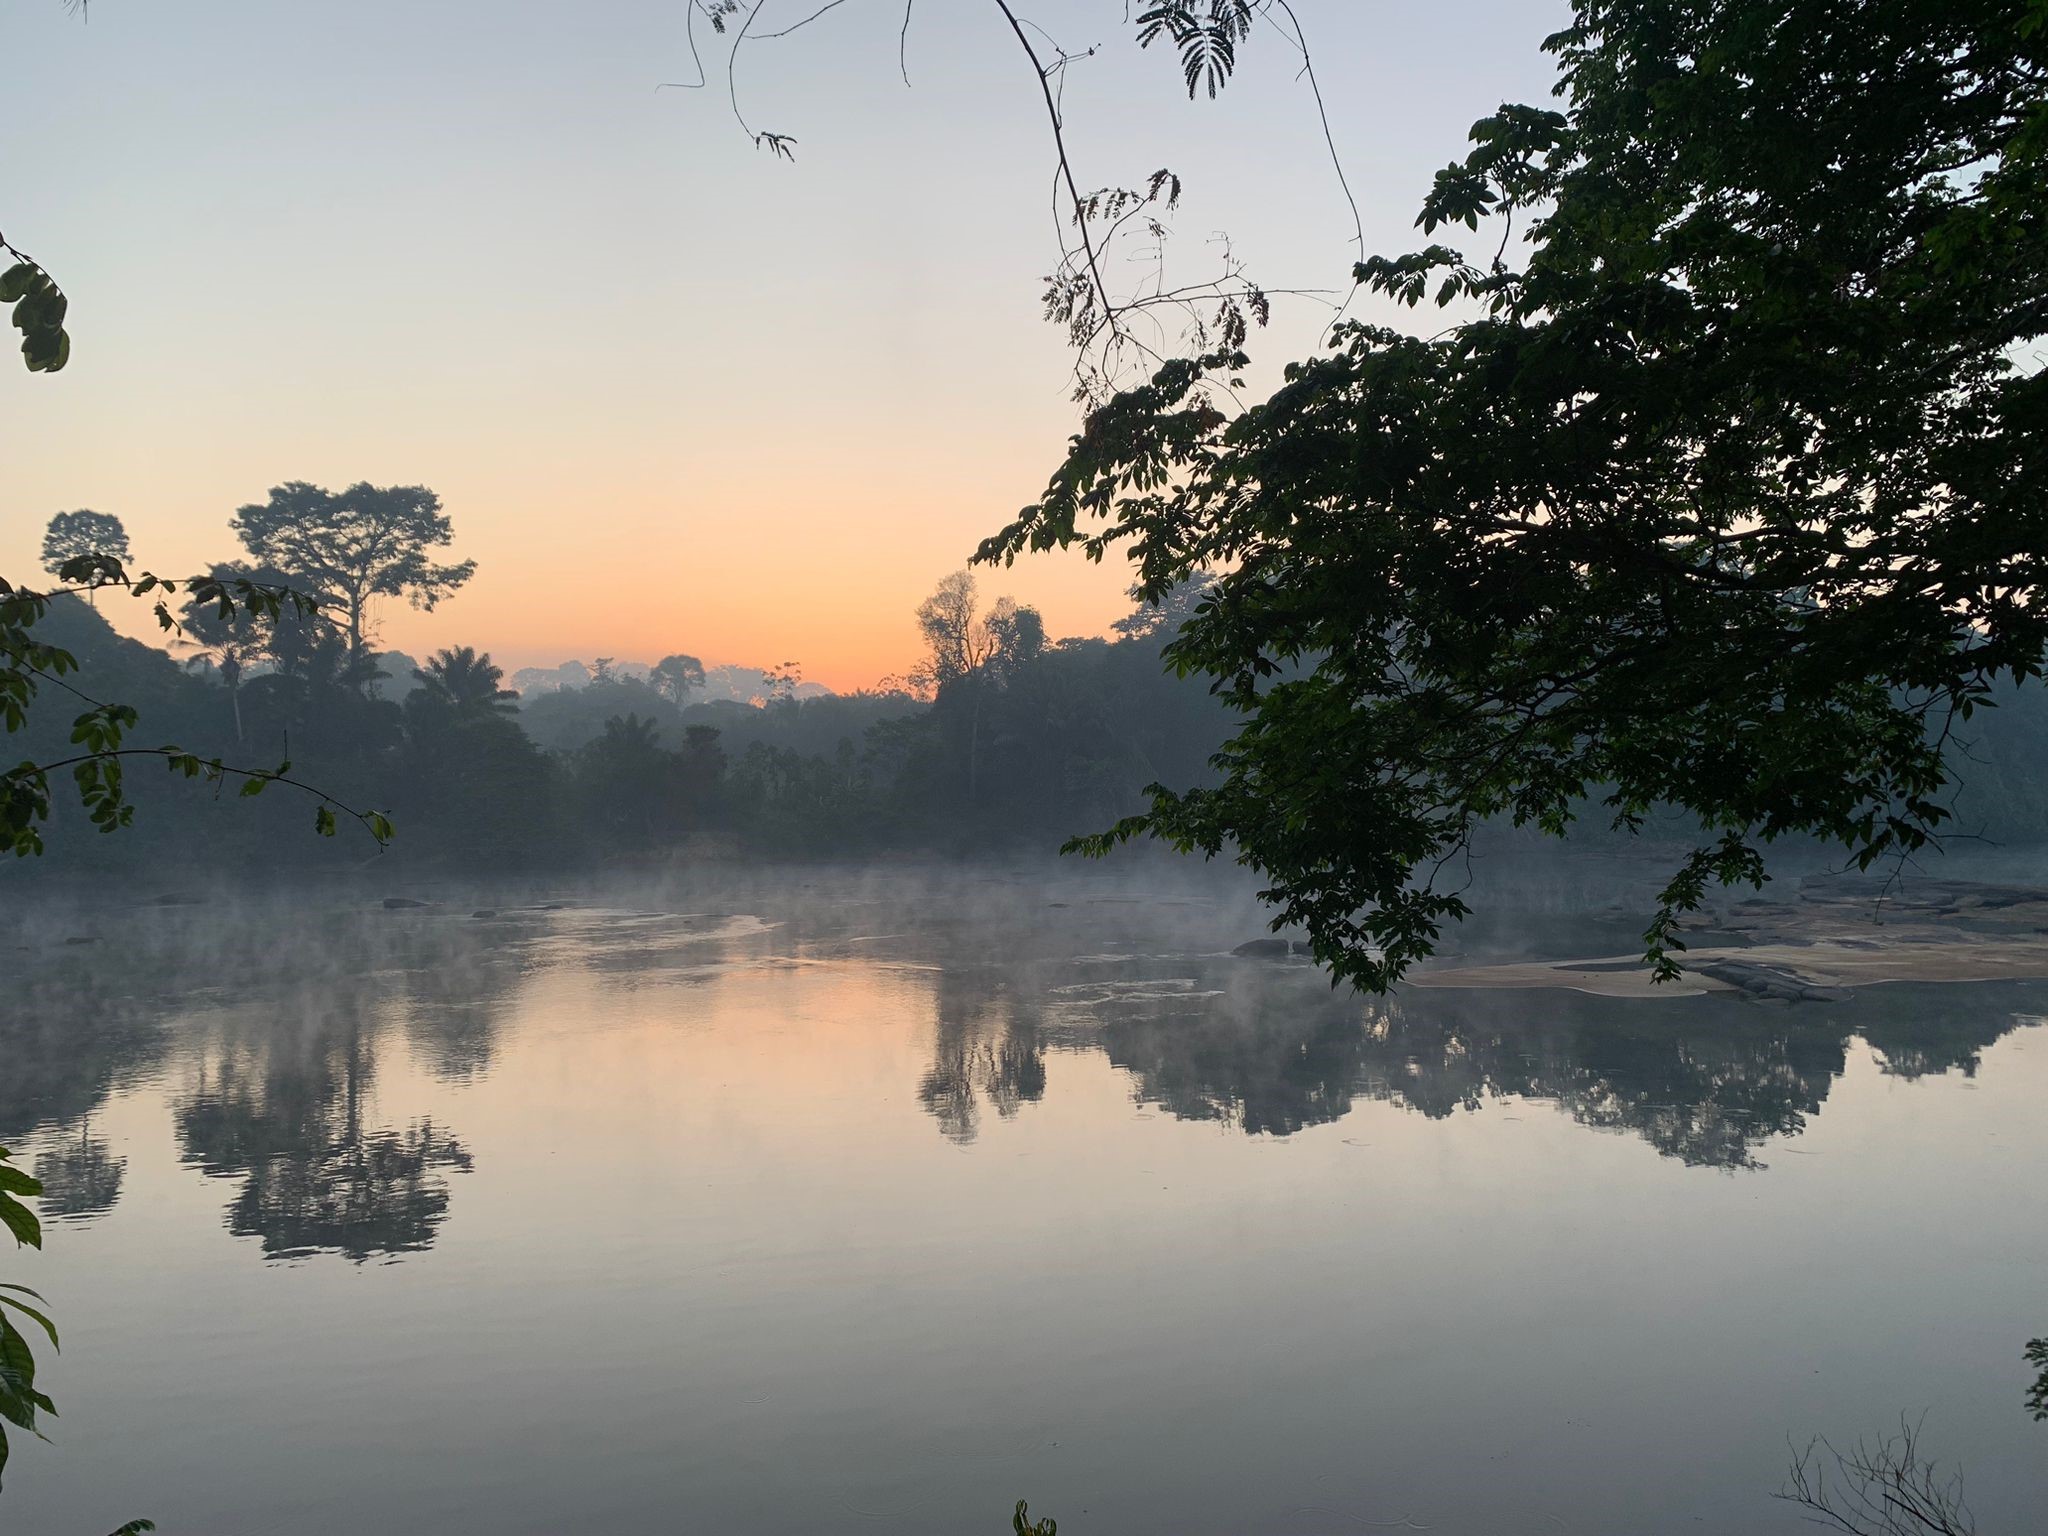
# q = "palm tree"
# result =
<box><xmin>413</xmin><ymin>646</ymin><xmax>518</xmax><ymax>717</ymax></box>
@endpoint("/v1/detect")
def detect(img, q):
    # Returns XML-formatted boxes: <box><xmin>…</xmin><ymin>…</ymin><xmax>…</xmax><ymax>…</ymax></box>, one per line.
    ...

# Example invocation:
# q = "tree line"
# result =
<box><xmin>14</xmin><ymin>494</ymin><xmax>1246</xmax><ymax>873</ymax></box>
<box><xmin>19</xmin><ymin>492</ymin><xmax>2048</xmax><ymax>886</ymax></box>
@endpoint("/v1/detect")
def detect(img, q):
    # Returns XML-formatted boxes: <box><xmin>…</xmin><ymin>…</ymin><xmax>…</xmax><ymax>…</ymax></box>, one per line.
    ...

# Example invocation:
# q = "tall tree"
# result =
<box><xmin>913</xmin><ymin>572</ymin><xmax>1044</xmax><ymax>803</ymax></box>
<box><xmin>412</xmin><ymin>646</ymin><xmax>518</xmax><ymax>719</ymax></box>
<box><xmin>652</xmin><ymin>652</ymin><xmax>706</xmax><ymax>706</ymax></box>
<box><xmin>230</xmin><ymin>481</ymin><xmax>474</xmax><ymax>664</ymax></box>
<box><xmin>40</xmin><ymin>511</ymin><xmax>131</xmax><ymax>599</ymax></box>
<box><xmin>980</xmin><ymin>0</ymin><xmax>2048</xmax><ymax>988</ymax></box>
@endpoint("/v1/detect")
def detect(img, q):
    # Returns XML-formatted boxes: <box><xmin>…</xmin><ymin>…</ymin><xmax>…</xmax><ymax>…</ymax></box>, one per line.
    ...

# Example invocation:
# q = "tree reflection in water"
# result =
<box><xmin>918</xmin><ymin>963</ymin><xmax>1048</xmax><ymax>1145</ymax></box>
<box><xmin>3</xmin><ymin>904</ymin><xmax>513</xmax><ymax>1259</ymax></box>
<box><xmin>918</xmin><ymin>953</ymin><xmax>2036</xmax><ymax>1169</ymax></box>
<box><xmin>174</xmin><ymin>957</ymin><xmax>494</xmax><ymax>1262</ymax></box>
<box><xmin>178</xmin><ymin>1015</ymin><xmax>475</xmax><ymax>1263</ymax></box>
<box><xmin>32</xmin><ymin>1121</ymin><xmax>126</xmax><ymax>1224</ymax></box>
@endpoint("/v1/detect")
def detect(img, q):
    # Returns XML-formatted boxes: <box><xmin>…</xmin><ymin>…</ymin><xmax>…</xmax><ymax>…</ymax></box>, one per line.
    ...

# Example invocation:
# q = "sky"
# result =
<box><xmin>1</xmin><ymin>0</ymin><xmax>1570</xmax><ymax>692</ymax></box>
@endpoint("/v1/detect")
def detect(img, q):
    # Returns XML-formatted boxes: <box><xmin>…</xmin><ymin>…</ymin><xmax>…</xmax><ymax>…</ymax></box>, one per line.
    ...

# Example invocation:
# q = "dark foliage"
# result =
<box><xmin>982</xmin><ymin>0</ymin><xmax>2048</xmax><ymax>986</ymax></box>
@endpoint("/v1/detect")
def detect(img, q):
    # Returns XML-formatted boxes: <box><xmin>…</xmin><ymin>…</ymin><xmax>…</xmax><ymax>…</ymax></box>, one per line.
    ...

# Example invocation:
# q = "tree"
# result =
<box><xmin>577</xmin><ymin>713</ymin><xmax>676</xmax><ymax>846</ymax></box>
<box><xmin>912</xmin><ymin>572</ymin><xmax>1045</xmax><ymax>805</ymax></box>
<box><xmin>231</xmin><ymin>481</ymin><xmax>475</xmax><ymax>665</ymax></box>
<box><xmin>1112</xmin><ymin>573</ymin><xmax>1214</xmax><ymax>645</ymax></box>
<box><xmin>178</xmin><ymin>561</ymin><xmax>296</xmax><ymax>742</ymax></box>
<box><xmin>652</xmin><ymin>652</ymin><xmax>706</xmax><ymax>706</ymax></box>
<box><xmin>41</xmin><ymin>511</ymin><xmax>131</xmax><ymax>592</ymax></box>
<box><xmin>979</xmin><ymin>0</ymin><xmax>2048</xmax><ymax>989</ymax></box>
<box><xmin>412</xmin><ymin>646</ymin><xmax>518</xmax><ymax>719</ymax></box>
<box><xmin>762</xmin><ymin>660</ymin><xmax>804</xmax><ymax>706</ymax></box>
<box><xmin>913</xmin><ymin>571</ymin><xmax>1043</xmax><ymax>690</ymax></box>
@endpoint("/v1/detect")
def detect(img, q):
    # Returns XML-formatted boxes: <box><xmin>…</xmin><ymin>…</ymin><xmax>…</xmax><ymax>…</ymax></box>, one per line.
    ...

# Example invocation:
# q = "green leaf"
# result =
<box><xmin>21</xmin><ymin>322</ymin><xmax>68</xmax><ymax>373</ymax></box>
<box><xmin>0</xmin><ymin>1193</ymin><xmax>40</xmax><ymax>1251</ymax></box>
<box><xmin>0</xmin><ymin>264</ymin><xmax>35</xmax><ymax>303</ymax></box>
<box><xmin>12</xmin><ymin>288</ymin><xmax>65</xmax><ymax>334</ymax></box>
<box><xmin>0</xmin><ymin>1166</ymin><xmax>41</xmax><ymax>1198</ymax></box>
<box><xmin>0</xmin><ymin>1294</ymin><xmax>57</xmax><ymax>1351</ymax></box>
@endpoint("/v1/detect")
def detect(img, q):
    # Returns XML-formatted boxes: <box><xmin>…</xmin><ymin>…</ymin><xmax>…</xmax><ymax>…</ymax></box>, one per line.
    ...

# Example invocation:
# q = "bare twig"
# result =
<box><xmin>1776</xmin><ymin>1419</ymin><xmax>1976</xmax><ymax>1536</ymax></box>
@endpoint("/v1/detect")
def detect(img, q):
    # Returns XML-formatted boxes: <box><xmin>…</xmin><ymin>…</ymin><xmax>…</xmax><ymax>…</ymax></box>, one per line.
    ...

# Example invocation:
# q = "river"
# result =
<box><xmin>4</xmin><ymin>864</ymin><xmax>2044</xmax><ymax>1533</ymax></box>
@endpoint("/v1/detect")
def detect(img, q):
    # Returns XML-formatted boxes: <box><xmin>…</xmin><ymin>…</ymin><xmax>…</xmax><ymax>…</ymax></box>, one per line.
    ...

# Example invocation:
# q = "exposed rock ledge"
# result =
<box><xmin>1410</xmin><ymin>876</ymin><xmax>2048</xmax><ymax>999</ymax></box>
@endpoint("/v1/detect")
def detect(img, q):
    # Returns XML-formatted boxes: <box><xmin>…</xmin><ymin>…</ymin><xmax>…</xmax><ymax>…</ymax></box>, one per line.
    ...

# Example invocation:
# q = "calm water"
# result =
<box><xmin>4</xmin><ymin>867</ymin><xmax>2044</xmax><ymax>1534</ymax></box>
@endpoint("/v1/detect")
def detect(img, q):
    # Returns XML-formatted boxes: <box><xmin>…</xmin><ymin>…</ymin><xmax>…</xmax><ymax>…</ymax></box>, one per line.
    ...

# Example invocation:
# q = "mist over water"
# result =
<box><xmin>3</xmin><ymin>863</ymin><xmax>2043</xmax><ymax>1534</ymax></box>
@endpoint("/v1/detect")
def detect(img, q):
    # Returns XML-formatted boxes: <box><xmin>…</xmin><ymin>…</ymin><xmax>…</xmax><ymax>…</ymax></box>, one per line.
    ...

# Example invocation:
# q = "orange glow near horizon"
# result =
<box><xmin>23</xmin><ymin>433</ymin><xmax>1142</xmax><ymax>695</ymax></box>
<box><xmin>1</xmin><ymin>0</ymin><xmax>1569</xmax><ymax>694</ymax></box>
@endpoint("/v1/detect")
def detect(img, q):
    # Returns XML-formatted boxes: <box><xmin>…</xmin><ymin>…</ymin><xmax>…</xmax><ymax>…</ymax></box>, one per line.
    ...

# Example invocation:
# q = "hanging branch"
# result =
<box><xmin>1</xmin><ymin>563</ymin><xmax>396</xmax><ymax>854</ymax></box>
<box><xmin>662</xmin><ymin>0</ymin><xmax>1360</xmax><ymax>399</ymax></box>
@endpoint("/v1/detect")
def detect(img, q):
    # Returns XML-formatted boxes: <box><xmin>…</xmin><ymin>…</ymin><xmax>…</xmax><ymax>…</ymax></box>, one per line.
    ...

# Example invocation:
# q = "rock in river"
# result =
<box><xmin>1232</xmin><ymin>938</ymin><xmax>1295</xmax><ymax>958</ymax></box>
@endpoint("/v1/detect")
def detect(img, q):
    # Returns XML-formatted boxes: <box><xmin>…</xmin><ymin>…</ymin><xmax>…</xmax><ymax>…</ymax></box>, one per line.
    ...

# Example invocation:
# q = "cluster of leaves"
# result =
<box><xmin>982</xmin><ymin>0</ymin><xmax>2048</xmax><ymax>988</ymax></box>
<box><xmin>1043</xmin><ymin>169</ymin><xmax>1273</xmax><ymax>404</ymax></box>
<box><xmin>2027</xmin><ymin>1336</ymin><xmax>2047</xmax><ymax>1422</ymax></box>
<box><xmin>1013</xmin><ymin>1499</ymin><xmax>1056</xmax><ymax>1536</ymax></box>
<box><xmin>0</xmin><ymin>1149</ymin><xmax>58</xmax><ymax>1489</ymax></box>
<box><xmin>41</xmin><ymin>512</ymin><xmax>129</xmax><ymax>582</ymax></box>
<box><xmin>0</xmin><ymin>258</ymin><xmax>69</xmax><ymax>374</ymax></box>
<box><xmin>2</xmin><ymin>558</ymin><xmax>394</xmax><ymax>855</ymax></box>
<box><xmin>1135</xmin><ymin>0</ymin><xmax>1258</xmax><ymax>99</ymax></box>
<box><xmin>1</xmin><ymin>1148</ymin><xmax>157</xmax><ymax>1535</ymax></box>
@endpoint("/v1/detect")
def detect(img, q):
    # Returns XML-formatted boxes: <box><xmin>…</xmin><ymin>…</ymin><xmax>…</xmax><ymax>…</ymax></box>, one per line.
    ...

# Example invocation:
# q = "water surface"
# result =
<box><xmin>5</xmin><ymin>868</ymin><xmax>2044</xmax><ymax>1534</ymax></box>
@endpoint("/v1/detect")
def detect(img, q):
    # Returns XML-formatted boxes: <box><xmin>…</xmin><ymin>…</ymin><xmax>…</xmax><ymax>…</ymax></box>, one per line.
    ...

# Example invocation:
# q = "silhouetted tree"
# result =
<box><xmin>40</xmin><ymin>511</ymin><xmax>130</xmax><ymax>594</ymax></box>
<box><xmin>412</xmin><ymin>646</ymin><xmax>517</xmax><ymax>718</ymax></box>
<box><xmin>984</xmin><ymin>0</ymin><xmax>2048</xmax><ymax>987</ymax></box>
<box><xmin>522</xmin><ymin>674</ymin><xmax>684</xmax><ymax>753</ymax></box>
<box><xmin>231</xmin><ymin>481</ymin><xmax>474</xmax><ymax>663</ymax></box>
<box><xmin>913</xmin><ymin>572</ymin><xmax>1045</xmax><ymax>806</ymax></box>
<box><xmin>1111</xmin><ymin>572</ymin><xmax>1213</xmax><ymax>644</ymax></box>
<box><xmin>577</xmin><ymin>713</ymin><xmax>676</xmax><ymax>847</ymax></box>
<box><xmin>762</xmin><ymin>660</ymin><xmax>803</xmax><ymax>706</ymax></box>
<box><xmin>177</xmin><ymin>560</ymin><xmax>299</xmax><ymax>742</ymax></box>
<box><xmin>653</xmin><ymin>652</ymin><xmax>706</xmax><ymax>705</ymax></box>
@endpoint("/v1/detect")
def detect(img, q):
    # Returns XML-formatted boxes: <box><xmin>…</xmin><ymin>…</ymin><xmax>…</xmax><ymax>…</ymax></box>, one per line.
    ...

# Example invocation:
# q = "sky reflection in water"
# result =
<box><xmin>3</xmin><ymin>868</ymin><xmax>2044</xmax><ymax>1535</ymax></box>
